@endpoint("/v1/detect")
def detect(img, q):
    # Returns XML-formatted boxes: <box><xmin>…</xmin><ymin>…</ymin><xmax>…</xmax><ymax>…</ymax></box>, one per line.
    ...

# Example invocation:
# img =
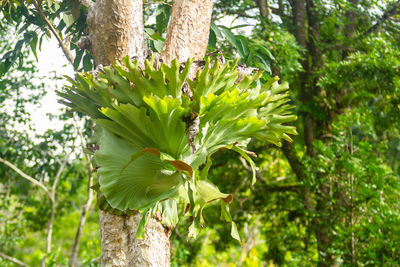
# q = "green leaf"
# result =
<box><xmin>156</xmin><ymin>199</ymin><xmax>179</xmax><ymax>228</ymax></box>
<box><xmin>62</xmin><ymin>13</ymin><xmax>75</xmax><ymax>28</ymax></box>
<box><xmin>208</xmin><ymin>28</ymin><xmax>217</xmax><ymax>49</ymax></box>
<box><xmin>73</xmin><ymin>49</ymin><xmax>83</xmax><ymax>70</ymax></box>
<box><xmin>82</xmin><ymin>54</ymin><xmax>93</xmax><ymax>71</ymax></box>
<box><xmin>221</xmin><ymin>200</ymin><xmax>241</xmax><ymax>242</ymax></box>
<box><xmin>59</xmin><ymin>56</ymin><xmax>298</xmax><ymax>240</ymax></box>
<box><xmin>254</xmin><ymin>51</ymin><xmax>271</xmax><ymax>74</ymax></box>
<box><xmin>220</xmin><ymin>27</ymin><xmax>250</xmax><ymax>60</ymax></box>
<box><xmin>143</xmin><ymin>95</ymin><xmax>190</xmax><ymax>157</ymax></box>
<box><xmin>28</xmin><ymin>31</ymin><xmax>38</xmax><ymax>61</ymax></box>
<box><xmin>232</xmin><ymin>146</ymin><xmax>257</xmax><ymax>185</ymax></box>
<box><xmin>156</xmin><ymin>4</ymin><xmax>171</xmax><ymax>34</ymax></box>
<box><xmin>188</xmin><ymin>215</ymin><xmax>201</xmax><ymax>239</ymax></box>
<box><xmin>136</xmin><ymin>209</ymin><xmax>149</xmax><ymax>239</ymax></box>
<box><xmin>251</xmin><ymin>43</ymin><xmax>275</xmax><ymax>60</ymax></box>
<box><xmin>210</xmin><ymin>21</ymin><xmax>222</xmax><ymax>37</ymax></box>
<box><xmin>196</xmin><ymin>180</ymin><xmax>231</xmax><ymax>206</ymax></box>
<box><xmin>235</xmin><ymin>35</ymin><xmax>250</xmax><ymax>60</ymax></box>
<box><xmin>231</xmin><ymin>222</ymin><xmax>241</xmax><ymax>242</ymax></box>
<box><xmin>95</xmin><ymin>130</ymin><xmax>183</xmax><ymax>211</ymax></box>
<box><xmin>221</xmin><ymin>27</ymin><xmax>240</xmax><ymax>52</ymax></box>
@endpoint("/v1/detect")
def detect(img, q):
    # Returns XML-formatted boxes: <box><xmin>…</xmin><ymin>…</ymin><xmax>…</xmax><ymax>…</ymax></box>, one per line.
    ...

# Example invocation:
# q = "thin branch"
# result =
<box><xmin>214</xmin><ymin>7</ymin><xmax>258</xmax><ymax>21</ymax></box>
<box><xmin>0</xmin><ymin>252</ymin><xmax>29</xmax><ymax>267</ymax></box>
<box><xmin>69</xmin><ymin>114</ymin><xmax>95</xmax><ymax>267</ymax></box>
<box><xmin>270</xmin><ymin>7</ymin><xmax>291</xmax><ymax>20</ymax></box>
<box><xmin>234</xmin><ymin>12</ymin><xmax>258</xmax><ymax>19</ymax></box>
<box><xmin>31</xmin><ymin>0</ymin><xmax>75</xmax><ymax>64</ymax></box>
<box><xmin>42</xmin><ymin>154</ymin><xmax>69</xmax><ymax>267</ymax></box>
<box><xmin>323</xmin><ymin>1</ymin><xmax>400</xmax><ymax>52</ymax></box>
<box><xmin>0</xmin><ymin>157</ymin><xmax>51</xmax><ymax>199</ymax></box>
<box><xmin>362</xmin><ymin>0</ymin><xmax>400</xmax><ymax>37</ymax></box>
<box><xmin>51</xmin><ymin>156</ymin><xmax>68</xmax><ymax>199</ymax></box>
<box><xmin>288</xmin><ymin>0</ymin><xmax>295</xmax><ymax>10</ymax></box>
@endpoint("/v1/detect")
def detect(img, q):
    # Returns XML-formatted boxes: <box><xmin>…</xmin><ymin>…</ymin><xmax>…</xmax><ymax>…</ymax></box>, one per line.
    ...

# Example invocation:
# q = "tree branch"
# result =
<box><xmin>281</xmin><ymin>141</ymin><xmax>307</xmax><ymax>183</ymax></box>
<box><xmin>69</xmin><ymin>115</ymin><xmax>95</xmax><ymax>267</ymax></box>
<box><xmin>0</xmin><ymin>252</ymin><xmax>28</xmax><ymax>267</ymax></box>
<box><xmin>233</xmin><ymin>11</ymin><xmax>258</xmax><ymax>19</ymax></box>
<box><xmin>323</xmin><ymin>1</ymin><xmax>400</xmax><ymax>53</ymax></box>
<box><xmin>281</xmin><ymin>141</ymin><xmax>315</xmax><ymax>211</ymax></box>
<box><xmin>161</xmin><ymin>0</ymin><xmax>213</xmax><ymax>63</ymax></box>
<box><xmin>270</xmin><ymin>6</ymin><xmax>291</xmax><ymax>20</ymax></box>
<box><xmin>253</xmin><ymin>0</ymin><xmax>268</xmax><ymax>17</ymax></box>
<box><xmin>361</xmin><ymin>0</ymin><xmax>400</xmax><ymax>37</ymax></box>
<box><xmin>0</xmin><ymin>157</ymin><xmax>51</xmax><ymax>199</ymax></box>
<box><xmin>42</xmin><ymin>154</ymin><xmax>69</xmax><ymax>267</ymax></box>
<box><xmin>31</xmin><ymin>0</ymin><xmax>75</xmax><ymax>64</ymax></box>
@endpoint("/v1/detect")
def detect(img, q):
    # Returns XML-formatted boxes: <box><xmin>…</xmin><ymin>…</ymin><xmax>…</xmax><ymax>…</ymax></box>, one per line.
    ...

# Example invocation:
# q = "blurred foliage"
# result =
<box><xmin>0</xmin><ymin>0</ymin><xmax>400</xmax><ymax>266</ymax></box>
<box><xmin>0</xmin><ymin>18</ymin><xmax>99</xmax><ymax>266</ymax></box>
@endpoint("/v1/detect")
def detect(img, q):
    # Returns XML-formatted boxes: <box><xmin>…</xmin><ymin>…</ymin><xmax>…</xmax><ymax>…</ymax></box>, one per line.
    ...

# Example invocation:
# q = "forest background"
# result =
<box><xmin>0</xmin><ymin>0</ymin><xmax>400</xmax><ymax>266</ymax></box>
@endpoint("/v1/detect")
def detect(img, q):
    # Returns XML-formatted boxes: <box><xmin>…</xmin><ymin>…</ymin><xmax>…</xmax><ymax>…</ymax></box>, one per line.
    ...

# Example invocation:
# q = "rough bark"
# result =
<box><xmin>161</xmin><ymin>0</ymin><xmax>213</xmax><ymax>64</ymax></box>
<box><xmin>86</xmin><ymin>1</ymin><xmax>170</xmax><ymax>266</ymax></box>
<box><xmin>87</xmin><ymin>0</ymin><xmax>146</xmax><ymax>66</ymax></box>
<box><xmin>292</xmin><ymin>0</ymin><xmax>315</xmax><ymax>156</ymax></box>
<box><xmin>99</xmin><ymin>211</ymin><xmax>171</xmax><ymax>267</ymax></box>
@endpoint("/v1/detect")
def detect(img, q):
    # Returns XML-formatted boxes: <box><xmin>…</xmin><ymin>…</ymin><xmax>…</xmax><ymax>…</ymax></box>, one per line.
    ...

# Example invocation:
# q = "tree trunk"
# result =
<box><xmin>86</xmin><ymin>0</ymin><xmax>213</xmax><ymax>266</ymax></box>
<box><xmin>99</xmin><ymin>211</ymin><xmax>170</xmax><ymax>266</ymax></box>
<box><xmin>161</xmin><ymin>0</ymin><xmax>213</xmax><ymax>63</ymax></box>
<box><xmin>291</xmin><ymin>1</ymin><xmax>335</xmax><ymax>266</ymax></box>
<box><xmin>87</xmin><ymin>0</ymin><xmax>146</xmax><ymax>66</ymax></box>
<box><xmin>87</xmin><ymin>1</ymin><xmax>170</xmax><ymax>266</ymax></box>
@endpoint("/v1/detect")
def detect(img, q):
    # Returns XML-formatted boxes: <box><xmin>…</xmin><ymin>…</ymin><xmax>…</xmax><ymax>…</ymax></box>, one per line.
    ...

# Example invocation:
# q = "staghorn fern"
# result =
<box><xmin>58</xmin><ymin>55</ymin><xmax>297</xmax><ymax>241</ymax></box>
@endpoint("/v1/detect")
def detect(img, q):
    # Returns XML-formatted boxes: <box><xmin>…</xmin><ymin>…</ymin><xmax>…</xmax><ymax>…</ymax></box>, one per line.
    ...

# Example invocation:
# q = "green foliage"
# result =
<box><xmin>59</xmin><ymin>54</ymin><xmax>297</xmax><ymax>240</ymax></box>
<box><xmin>304</xmin><ymin>109</ymin><xmax>400</xmax><ymax>264</ymax></box>
<box><xmin>0</xmin><ymin>0</ymin><xmax>93</xmax><ymax>73</ymax></box>
<box><xmin>210</xmin><ymin>24</ymin><xmax>275</xmax><ymax>74</ymax></box>
<box><xmin>155</xmin><ymin>3</ymin><xmax>171</xmax><ymax>34</ymax></box>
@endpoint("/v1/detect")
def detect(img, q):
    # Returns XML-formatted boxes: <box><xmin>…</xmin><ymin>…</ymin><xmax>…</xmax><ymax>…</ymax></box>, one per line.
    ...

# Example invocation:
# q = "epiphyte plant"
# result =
<box><xmin>58</xmin><ymin>54</ymin><xmax>297</xmax><ymax>240</ymax></box>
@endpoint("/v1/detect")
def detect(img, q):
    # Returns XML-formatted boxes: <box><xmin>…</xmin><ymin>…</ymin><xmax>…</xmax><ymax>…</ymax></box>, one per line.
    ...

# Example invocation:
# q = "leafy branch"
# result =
<box><xmin>31</xmin><ymin>0</ymin><xmax>75</xmax><ymax>64</ymax></box>
<box><xmin>361</xmin><ymin>0</ymin><xmax>400</xmax><ymax>37</ymax></box>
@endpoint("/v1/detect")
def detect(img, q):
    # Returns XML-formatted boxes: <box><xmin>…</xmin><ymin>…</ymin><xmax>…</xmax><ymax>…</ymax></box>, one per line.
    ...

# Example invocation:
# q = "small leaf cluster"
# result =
<box><xmin>209</xmin><ymin>23</ymin><xmax>275</xmax><ymax>74</ymax></box>
<box><xmin>0</xmin><ymin>0</ymin><xmax>93</xmax><ymax>74</ymax></box>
